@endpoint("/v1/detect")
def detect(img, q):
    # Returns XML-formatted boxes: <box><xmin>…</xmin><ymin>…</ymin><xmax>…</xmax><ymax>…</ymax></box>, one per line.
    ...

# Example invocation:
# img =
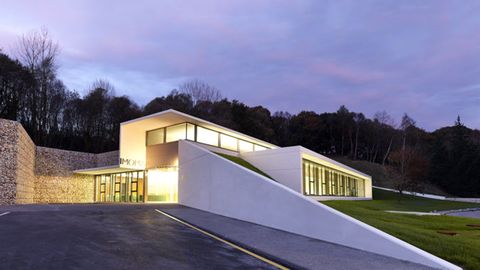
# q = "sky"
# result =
<box><xmin>1</xmin><ymin>0</ymin><xmax>479</xmax><ymax>131</ymax></box>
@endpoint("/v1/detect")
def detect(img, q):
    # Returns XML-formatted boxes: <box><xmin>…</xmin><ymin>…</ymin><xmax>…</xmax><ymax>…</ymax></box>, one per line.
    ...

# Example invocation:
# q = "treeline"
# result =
<box><xmin>1</xmin><ymin>29</ymin><xmax>479</xmax><ymax>197</ymax></box>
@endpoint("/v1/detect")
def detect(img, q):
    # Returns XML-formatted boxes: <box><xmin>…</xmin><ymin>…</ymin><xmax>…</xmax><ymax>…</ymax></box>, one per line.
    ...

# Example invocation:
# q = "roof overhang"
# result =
<box><xmin>120</xmin><ymin>109</ymin><xmax>278</xmax><ymax>149</ymax></box>
<box><xmin>74</xmin><ymin>165</ymin><xmax>134</xmax><ymax>175</ymax></box>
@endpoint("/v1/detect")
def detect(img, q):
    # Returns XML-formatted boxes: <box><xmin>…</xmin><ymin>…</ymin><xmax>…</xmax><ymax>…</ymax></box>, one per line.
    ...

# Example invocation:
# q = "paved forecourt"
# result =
<box><xmin>0</xmin><ymin>204</ymin><xmax>277</xmax><ymax>270</ymax></box>
<box><xmin>0</xmin><ymin>204</ymin><xmax>434</xmax><ymax>270</ymax></box>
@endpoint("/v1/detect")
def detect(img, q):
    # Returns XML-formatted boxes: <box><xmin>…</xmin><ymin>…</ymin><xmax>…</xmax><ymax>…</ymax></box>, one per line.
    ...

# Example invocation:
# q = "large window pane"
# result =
<box><xmin>166</xmin><ymin>123</ymin><xmax>187</xmax><ymax>143</ymax></box>
<box><xmin>146</xmin><ymin>128</ymin><xmax>164</xmax><ymax>146</ymax></box>
<box><xmin>239</xmin><ymin>140</ymin><xmax>254</xmax><ymax>152</ymax></box>
<box><xmin>197</xmin><ymin>126</ymin><xmax>219</xmax><ymax>146</ymax></box>
<box><xmin>220</xmin><ymin>134</ymin><xmax>238</xmax><ymax>151</ymax></box>
<box><xmin>186</xmin><ymin>123</ymin><xmax>195</xmax><ymax>141</ymax></box>
<box><xmin>147</xmin><ymin>168</ymin><xmax>178</xmax><ymax>202</ymax></box>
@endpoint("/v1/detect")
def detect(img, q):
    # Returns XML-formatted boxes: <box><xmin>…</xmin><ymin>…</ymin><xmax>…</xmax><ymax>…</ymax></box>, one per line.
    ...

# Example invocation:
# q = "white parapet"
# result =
<box><xmin>178</xmin><ymin>140</ymin><xmax>460</xmax><ymax>270</ymax></box>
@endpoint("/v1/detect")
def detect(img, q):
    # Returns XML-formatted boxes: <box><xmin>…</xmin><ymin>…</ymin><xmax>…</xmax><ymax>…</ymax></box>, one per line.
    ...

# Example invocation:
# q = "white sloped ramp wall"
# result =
<box><xmin>178</xmin><ymin>140</ymin><xmax>459</xmax><ymax>270</ymax></box>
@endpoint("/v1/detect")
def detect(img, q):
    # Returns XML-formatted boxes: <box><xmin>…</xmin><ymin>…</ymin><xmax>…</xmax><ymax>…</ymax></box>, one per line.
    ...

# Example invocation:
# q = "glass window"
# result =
<box><xmin>220</xmin><ymin>134</ymin><xmax>238</xmax><ymax>151</ymax></box>
<box><xmin>197</xmin><ymin>126</ymin><xmax>219</xmax><ymax>146</ymax></box>
<box><xmin>254</xmin><ymin>144</ymin><xmax>267</xmax><ymax>151</ymax></box>
<box><xmin>146</xmin><ymin>128</ymin><xmax>164</xmax><ymax>146</ymax></box>
<box><xmin>186</xmin><ymin>123</ymin><xmax>195</xmax><ymax>141</ymax></box>
<box><xmin>301</xmin><ymin>159</ymin><xmax>365</xmax><ymax>197</ymax></box>
<box><xmin>166</xmin><ymin>123</ymin><xmax>187</xmax><ymax>143</ymax></box>
<box><xmin>239</xmin><ymin>140</ymin><xmax>254</xmax><ymax>152</ymax></box>
<box><xmin>147</xmin><ymin>168</ymin><xmax>178</xmax><ymax>202</ymax></box>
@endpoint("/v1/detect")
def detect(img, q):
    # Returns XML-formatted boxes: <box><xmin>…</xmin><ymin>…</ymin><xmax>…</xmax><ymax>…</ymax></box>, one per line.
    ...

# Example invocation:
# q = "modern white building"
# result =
<box><xmin>75</xmin><ymin>109</ymin><xmax>372</xmax><ymax>203</ymax></box>
<box><xmin>73</xmin><ymin>110</ymin><xmax>460</xmax><ymax>269</ymax></box>
<box><xmin>0</xmin><ymin>109</ymin><xmax>460</xmax><ymax>269</ymax></box>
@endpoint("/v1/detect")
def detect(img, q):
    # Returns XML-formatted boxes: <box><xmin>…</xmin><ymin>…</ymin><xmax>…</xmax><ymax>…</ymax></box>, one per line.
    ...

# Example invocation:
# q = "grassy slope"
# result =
<box><xmin>323</xmin><ymin>189</ymin><xmax>480</xmax><ymax>269</ymax></box>
<box><xmin>332</xmin><ymin>156</ymin><xmax>450</xmax><ymax>196</ymax></box>
<box><xmin>213</xmin><ymin>152</ymin><xmax>273</xmax><ymax>179</ymax></box>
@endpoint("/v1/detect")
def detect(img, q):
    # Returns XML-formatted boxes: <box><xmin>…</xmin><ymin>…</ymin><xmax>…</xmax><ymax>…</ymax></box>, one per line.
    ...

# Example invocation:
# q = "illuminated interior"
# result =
<box><xmin>302</xmin><ymin>159</ymin><xmax>365</xmax><ymax>197</ymax></box>
<box><xmin>147</xmin><ymin>168</ymin><xmax>178</xmax><ymax>203</ymax></box>
<box><xmin>94</xmin><ymin>171</ymin><xmax>145</xmax><ymax>202</ymax></box>
<box><xmin>93</xmin><ymin>168</ymin><xmax>179</xmax><ymax>203</ymax></box>
<box><xmin>146</xmin><ymin>122</ymin><xmax>271</xmax><ymax>153</ymax></box>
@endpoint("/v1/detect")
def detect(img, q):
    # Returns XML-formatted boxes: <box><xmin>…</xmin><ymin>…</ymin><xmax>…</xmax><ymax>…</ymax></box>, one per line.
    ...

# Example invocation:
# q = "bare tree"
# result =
<box><xmin>374</xmin><ymin>110</ymin><xmax>397</xmax><ymax>165</ymax></box>
<box><xmin>90</xmin><ymin>79</ymin><xmax>116</xmax><ymax>96</ymax></box>
<box><xmin>400</xmin><ymin>113</ymin><xmax>416</xmax><ymax>175</ymax></box>
<box><xmin>388</xmin><ymin>146</ymin><xmax>426</xmax><ymax>197</ymax></box>
<box><xmin>179</xmin><ymin>79</ymin><xmax>222</xmax><ymax>105</ymax></box>
<box><xmin>16</xmin><ymin>27</ymin><xmax>60</xmax><ymax>142</ymax></box>
<box><xmin>352</xmin><ymin>113</ymin><xmax>365</xmax><ymax>160</ymax></box>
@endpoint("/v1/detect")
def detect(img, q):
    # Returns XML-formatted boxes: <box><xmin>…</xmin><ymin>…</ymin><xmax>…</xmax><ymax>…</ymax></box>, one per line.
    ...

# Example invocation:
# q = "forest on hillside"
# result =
<box><xmin>1</xmin><ymin>29</ymin><xmax>480</xmax><ymax>197</ymax></box>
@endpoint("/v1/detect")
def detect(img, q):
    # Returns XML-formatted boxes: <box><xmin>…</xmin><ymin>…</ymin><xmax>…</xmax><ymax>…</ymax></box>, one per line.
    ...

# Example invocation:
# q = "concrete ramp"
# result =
<box><xmin>178</xmin><ymin>140</ymin><xmax>460</xmax><ymax>270</ymax></box>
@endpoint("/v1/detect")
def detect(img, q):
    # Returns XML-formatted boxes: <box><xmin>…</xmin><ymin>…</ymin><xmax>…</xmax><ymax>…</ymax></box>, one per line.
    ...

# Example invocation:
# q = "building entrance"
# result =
<box><xmin>94</xmin><ymin>168</ymin><xmax>178</xmax><ymax>203</ymax></box>
<box><xmin>94</xmin><ymin>171</ymin><xmax>146</xmax><ymax>202</ymax></box>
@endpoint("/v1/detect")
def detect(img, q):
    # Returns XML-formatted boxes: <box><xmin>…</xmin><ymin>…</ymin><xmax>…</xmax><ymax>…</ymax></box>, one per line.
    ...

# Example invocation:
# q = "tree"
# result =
<box><xmin>352</xmin><ymin>113</ymin><xmax>365</xmax><ymax>160</ymax></box>
<box><xmin>399</xmin><ymin>113</ymin><xmax>416</xmax><ymax>174</ymax></box>
<box><xmin>107</xmin><ymin>95</ymin><xmax>141</xmax><ymax>146</ymax></box>
<box><xmin>374</xmin><ymin>111</ymin><xmax>396</xmax><ymax>165</ymax></box>
<box><xmin>179</xmin><ymin>79</ymin><xmax>222</xmax><ymax>105</ymax></box>
<box><xmin>337</xmin><ymin>105</ymin><xmax>353</xmax><ymax>156</ymax></box>
<box><xmin>143</xmin><ymin>90</ymin><xmax>194</xmax><ymax>115</ymax></box>
<box><xmin>16</xmin><ymin>27</ymin><xmax>60</xmax><ymax>143</ymax></box>
<box><xmin>388</xmin><ymin>146</ymin><xmax>427</xmax><ymax>196</ymax></box>
<box><xmin>0</xmin><ymin>53</ymin><xmax>34</xmax><ymax>120</ymax></box>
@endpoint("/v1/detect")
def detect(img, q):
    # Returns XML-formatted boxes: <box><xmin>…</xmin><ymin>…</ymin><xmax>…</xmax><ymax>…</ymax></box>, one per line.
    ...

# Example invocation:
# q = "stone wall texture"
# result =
<box><xmin>34</xmin><ymin>147</ymin><xmax>97</xmax><ymax>203</ymax></box>
<box><xmin>96</xmin><ymin>150</ymin><xmax>119</xmax><ymax>167</ymax></box>
<box><xmin>0</xmin><ymin>119</ymin><xmax>20</xmax><ymax>205</ymax></box>
<box><xmin>0</xmin><ymin>118</ymin><xmax>120</xmax><ymax>205</ymax></box>
<box><xmin>14</xmin><ymin>123</ymin><xmax>35</xmax><ymax>204</ymax></box>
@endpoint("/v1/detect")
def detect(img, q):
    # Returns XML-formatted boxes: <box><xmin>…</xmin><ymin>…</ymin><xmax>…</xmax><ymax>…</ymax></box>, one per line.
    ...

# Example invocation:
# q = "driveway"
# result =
<box><xmin>0</xmin><ymin>204</ymin><xmax>433</xmax><ymax>270</ymax></box>
<box><xmin>0</xmin><ymin>204</ymin><xmax>276</xmax><ymax>270</ymax></box>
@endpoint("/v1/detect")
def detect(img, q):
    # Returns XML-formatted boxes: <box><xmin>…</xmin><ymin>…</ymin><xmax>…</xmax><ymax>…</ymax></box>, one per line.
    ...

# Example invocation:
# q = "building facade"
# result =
<box><xmin>0</xmin><ymin>109</ymin><xmax>371</xmax><ymax>205</ymax></box>
<box><xmin>0</xmin><ymin>111</ymin><xmax>462</xmax><ymax>269</ymax></box>
<box><xmin>74</xmin><ymin>109</ymin><xmax>372</xmax><ymax>203</ymax></box>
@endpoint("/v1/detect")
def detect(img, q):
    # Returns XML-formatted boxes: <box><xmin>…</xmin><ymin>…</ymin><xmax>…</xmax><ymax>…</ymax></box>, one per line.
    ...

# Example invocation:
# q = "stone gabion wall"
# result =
<box><xmin>14</xmin><ymin>123</ymin><xmax>35</xmax><ymax>204</ymax></box>
<box><xmin>34</xmin><ymin>147</ymin><xmax>97</xmax><ymax>203</ymax></box>
<box><xmin>0</xmin><ymin>119</ymin><xmax>20</xmax><ymax>205</ymax></box>
<box><xmin>34</xmin><ymin>174</ymin><xmax>95</xmax><ymax>203</ymax></box>
<box><xmin>33</xmin><ymin>147</ymin><xmax>120</xmax><ymax>204</ymax></box>
<box><xmin>0</xmin><ymin>118</ymin><xmax>121</xmax><ymax>205</ymax></box>
<box><xmin>96</xmin><ymin>150</ymin><xmax>119</xmax><ymax>167</ymax></box>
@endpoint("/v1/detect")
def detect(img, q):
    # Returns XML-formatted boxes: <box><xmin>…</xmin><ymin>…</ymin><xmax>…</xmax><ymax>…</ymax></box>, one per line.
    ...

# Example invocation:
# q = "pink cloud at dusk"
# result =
<box><xmin>1</xmin><ymin>0</ymin><xmax>479</xmax><ymax>130</ymax></box>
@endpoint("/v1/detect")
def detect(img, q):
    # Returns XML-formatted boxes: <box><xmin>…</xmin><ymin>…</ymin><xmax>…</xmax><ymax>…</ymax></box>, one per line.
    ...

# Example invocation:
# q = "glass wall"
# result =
<box><xmin>166</xmin><ymin>123</ymin><xmax>187</xmax><ymax>143</ymax></box>
<box><xmin>95</xmin><ymin>170</ymin><xmax>146</xmax><ymax>202</ymax></box>
<box><xmin>147</xmin><ymin>168</ymin><xmax>178</xmax><ymax>202</ymax></box>
<box><xmin>197</xmin><ymin>126</ymin><xmax>219</xmax><ymax>146</ymax></box>
<box><xmin>146</xmin><ymin>122</ymin><xmax>271</xmax><ymax>153</ymax></box>
<box><xmin>302</xmin><ymin>159</ymin><xmax>365</xmax><ymax>197</ymax></box>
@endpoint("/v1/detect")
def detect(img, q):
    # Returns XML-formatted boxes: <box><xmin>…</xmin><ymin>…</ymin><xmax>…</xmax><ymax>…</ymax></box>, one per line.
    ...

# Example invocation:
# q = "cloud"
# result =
<box><xmin>0</xmin><ymin>0</ymin><xmax>480</xmax><ymax>130</ymax></box>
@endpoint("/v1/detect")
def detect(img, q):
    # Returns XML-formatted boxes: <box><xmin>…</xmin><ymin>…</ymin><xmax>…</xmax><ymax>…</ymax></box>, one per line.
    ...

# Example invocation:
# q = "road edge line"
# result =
<box><xmin>154</xmin><ymin>209</ymin><xmax>289</xmax><ymax>270</ymax></box>
<box><xmin>0</xmin><ymin>212</ymin><xmax>11</xmax><ymax>217</ymax></box>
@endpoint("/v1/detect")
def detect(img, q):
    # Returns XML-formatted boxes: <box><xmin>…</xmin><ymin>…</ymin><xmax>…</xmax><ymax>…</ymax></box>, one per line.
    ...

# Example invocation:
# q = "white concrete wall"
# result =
<box><xmin>178</xmin><ymin>140</ymin><xmax>459</xmax><ymax>270</ymax></box>
<box><xmin>119</xmin><ymin>124</ymin><xmax>147</xmax><ymax>170</ymax></box>
<box><xmin>241</xmin><ymin>146</ymin><xmax>372</xmax><ymax>199</ymax></box>
<box><xmin>240</xmin><ymin>147</ymin><xmax>302</xmax><ymax>192</ymax></box>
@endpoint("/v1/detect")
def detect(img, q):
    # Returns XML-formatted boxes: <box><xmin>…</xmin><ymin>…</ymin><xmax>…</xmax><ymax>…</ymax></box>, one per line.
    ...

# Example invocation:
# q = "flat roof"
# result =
<box><xmin>120</xmin><ymin>109</ymin><xmax>278</xmax><ymax>149</ymax></box>
<box><xmin>74</xmin><ymin>165</ymin><xmax>134</xmax><ymax>175</ymax></box>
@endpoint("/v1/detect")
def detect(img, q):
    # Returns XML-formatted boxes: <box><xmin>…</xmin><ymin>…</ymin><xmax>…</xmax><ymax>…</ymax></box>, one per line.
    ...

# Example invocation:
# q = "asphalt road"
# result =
<box><xmin>0</xmin><ymin>204</ymin><xmax>276</xmax><ymax>270</ymax></box>
<box><xmin>448</xmin><ymin>210</ymin><xmax>480</xmax><ymax>219</ymax></box>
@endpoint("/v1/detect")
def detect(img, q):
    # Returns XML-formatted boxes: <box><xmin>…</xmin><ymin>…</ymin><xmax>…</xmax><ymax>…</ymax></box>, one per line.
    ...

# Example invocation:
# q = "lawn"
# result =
<box><xmin>323</xmin><ymin>189</ymin><xmax>480</xmax><ymax>270</ymax></box>
<box><xmin>213</xmin><ymin>152</ymin><xmax>273</xmax><ymax>179</ymax></box>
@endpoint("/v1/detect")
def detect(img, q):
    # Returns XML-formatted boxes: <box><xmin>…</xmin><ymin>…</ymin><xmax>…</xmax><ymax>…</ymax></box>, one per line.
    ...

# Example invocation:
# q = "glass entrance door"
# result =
<box><xmin>94</xmin><ymin>171</ymin><xmax>146</xmax><ymax>203</ymax></box>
